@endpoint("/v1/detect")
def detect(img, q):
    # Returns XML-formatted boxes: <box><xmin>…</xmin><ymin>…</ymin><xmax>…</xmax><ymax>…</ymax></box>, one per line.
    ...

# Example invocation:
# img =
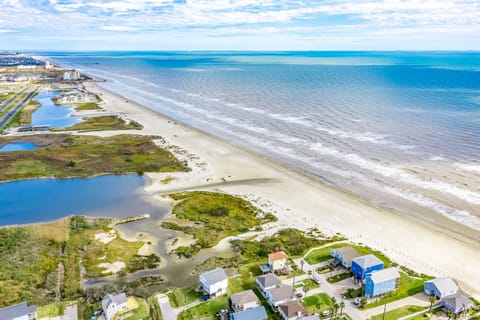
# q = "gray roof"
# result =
<box><xmin>426</xmin><ymin>277</ymin><xmax>458</xmax><ymax>296</ymax></box>
<box><xmin>278</xmin><ymin>300</ymin><xmax>308</xmax><ymax>318</ymax></box>
<box><xmin>368</xmin><ymin>267</ymin><xmax>400</xmax><ymax>283</ymax></box>
<box><xmin>267</xmin><ymin>285</ymin><xmax>294</xmax><ymax>302</ymax></box>
<box><xmin>352</xmin><ymin>254</ymin><xmax>383</xmax><ymax>269</ymax></box>
<box><xmin>442</xmin><ymin>293</ymin><xmax>474</xmax><ymax>310</ymax></box>
<box><xmin>331</xmin><ymin>247</ymin><xmax>361</xmax><ymax>263</ymax></box>
<box><xmin>200</xmin><ymin>268</ymin><xmax>228</xmax><ymax>284</ymax></box>
<box><xmin>230</xmin><ymin>306</ymin><xmax>268</xmax><ymax>320</ymax></box>
<box><xmin>102</xmin><ymin>293</ymin><xmax>127</xmax><ymax>310</ymax></box>
<box><xmin>230</xmin><ymin>290</ymin><xmax>259</xmax><ymax>306</ymax></box>
<box><xmin>257</xmin><ymin>273</ymin><xmax>281</xmax><ymax>288</ymax></box>
<box><xmin>0</xmin><ymin>302</ymin><xmax>36</xmax><ymax>320</ymax></box>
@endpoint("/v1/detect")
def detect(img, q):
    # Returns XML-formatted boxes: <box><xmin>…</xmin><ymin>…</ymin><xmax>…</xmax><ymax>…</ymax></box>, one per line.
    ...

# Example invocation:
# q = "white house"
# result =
<box><xmin>256</xmin><ymin>273</ymin><xmax>282</xmax><ymax>296</ymax></box>
<box><xmin>102</xmin><ymin>293</ymin><xmax>128</xmax><ymax>320</ymax></box>
<box><xmin>268</xmin><ymin>251</ymin><xmax>289</xmax><ymax>273</ymax></box>
<box><xmin>0</xmin><ymin>302</ymin><xmax>37</xmax><ymax>320</ymax></box>
<box><xmin>230</xmin><ymin>290</ymin><xmax>260</xmax><ymax>312</ymax></box>
<box><xmin>265</xmin><ymin>284</ymin><xmax>295</xmax><ymax>308</ymax></box>
<box><xmin>63</xmin><ymin>70</ymin><xmax>81</xmax><ymax>81</ymax></box>
<box><xmin>199</xmin><ymin>268</ymin><xmax>228</xmax><ymax>298</ymax></box>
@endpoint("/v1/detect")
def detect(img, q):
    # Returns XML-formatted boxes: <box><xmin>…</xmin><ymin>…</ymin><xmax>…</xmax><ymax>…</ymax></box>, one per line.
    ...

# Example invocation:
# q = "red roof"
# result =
<box><xmin>268</xmin><ymin>251</ymin><xmax>288</xmax><ymax>261</ymax></box>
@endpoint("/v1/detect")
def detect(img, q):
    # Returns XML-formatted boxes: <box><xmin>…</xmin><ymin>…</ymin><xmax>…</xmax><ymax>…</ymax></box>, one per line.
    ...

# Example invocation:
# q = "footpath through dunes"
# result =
<box><xmin>84</xmin><ymin>81</ymin><xmax>480</xmax><ymax>297</ymax></box>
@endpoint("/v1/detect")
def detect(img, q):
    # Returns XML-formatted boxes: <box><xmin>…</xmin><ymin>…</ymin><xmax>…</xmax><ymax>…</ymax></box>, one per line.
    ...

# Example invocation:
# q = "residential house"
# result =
<box><xmin>424</xmin><ymin>277</ymin><xmax>458</xmax><ymax>299</ymax></box>
<box><xmin>351</xmin><ymin>254</ymin><xmax>384</xmax><ymax>280</ymax></box>
<box><xmin>441</xmin><ymin>293</ymin><xmax>474</xmax><ymax>314</ymax></box>
<box><xmin>199</xmin><ymin>268</ymin><xmax>228</xmax><ymax>298</ymax></box>
<box><xmin>265</xmin><ymin>284</ymin><xmax>295</xmax><ymax>308</ymax></box>
<box><xmin>51</xmin><ymin>82</ymin><xmax>82</xmax><ymax>90</ymax></box>
<box><xmin>256</xmin><ymin>273</ymin><xmax>282</xmax><ymax>296</ymax></box>
<box><xmin>230</xmin><ymin>306</ymin><xmax>268</xmax><ymax>320</ymax></box>
<box><xmin>278</xmin><ymin>301</ymin><xmax>308</xmax><ymax>320</ymax></box>
<box><xmin>365</xmin><ymin>267</ymin><xmax>400</xmax><ymax>297</ymax></box>
<box><xmin>268</xmin><ymin>251</ymin><xmax>289</xmax><ymax>273</ymax></box>
<box><xmin>330</xmin><ymin>246</ymin><xmax>361</xmax><ymax>269</ymax></box>
<box><xmin>230</xmin><ymin>289</ymin><xmax>260</xmax><ymax>312</ymax></box>
<box><xmin>0</xmin><ymin>302</ymin><xmax>37</xmax><ymax>320</ymax></box>
<box><xmin>102</xmin><ymin>293</ymin><xmax>128</xmax><ymax>320</ymax></box>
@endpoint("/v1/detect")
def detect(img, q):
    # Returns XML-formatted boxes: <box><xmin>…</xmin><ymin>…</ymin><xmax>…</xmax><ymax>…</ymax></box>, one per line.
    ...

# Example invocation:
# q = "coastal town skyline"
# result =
<box><xmin>1</xmin><ymin>0</ymin><xmax>480</xmax><ymax>50</ymax></box>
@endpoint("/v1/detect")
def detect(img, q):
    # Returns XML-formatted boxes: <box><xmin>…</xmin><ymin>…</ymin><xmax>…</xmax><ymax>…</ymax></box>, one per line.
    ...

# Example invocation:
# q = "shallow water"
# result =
<box><xmin>0</xmin><ymin>142</ymin><xmax>38</xmax><ymax>152</ymax></box>
<box><xmin>31</xmin><ymin>91</ymin><xmax>81</xmax><ymax>128</ymax></box>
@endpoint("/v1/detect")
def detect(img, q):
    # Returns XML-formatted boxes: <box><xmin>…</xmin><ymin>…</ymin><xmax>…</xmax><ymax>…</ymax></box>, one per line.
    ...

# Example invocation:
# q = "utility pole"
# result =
<box><xmin>382</xmin><ymin>303</ymin><xmax>387</xmax><ymax>320</ymax></box>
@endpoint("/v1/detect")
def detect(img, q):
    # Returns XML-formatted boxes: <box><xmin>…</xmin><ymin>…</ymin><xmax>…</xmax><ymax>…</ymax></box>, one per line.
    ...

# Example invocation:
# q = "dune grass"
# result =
<box><xmin>162</xmin><ymin>191</ymin><xmax>277</xmax><ymax>252</ymax></box>
<box><xmin>74</xmin><ymin>102</ymin><xmax>101</xmax><ymax>111</ymax></box>
<box><xmin>0</xmin><ymin>134</ymin><xmax>189</xmax><ymax>182</ymax></box>
<box><xmin>57</xmin><ymin>115</ymin><xmax>143</xmax><ymax>132</ymax></box>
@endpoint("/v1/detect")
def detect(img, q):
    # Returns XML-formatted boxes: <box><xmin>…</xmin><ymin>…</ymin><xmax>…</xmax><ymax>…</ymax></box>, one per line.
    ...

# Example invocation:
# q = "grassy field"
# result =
<box><xmin>370</xmin><ymin>305</ymin><xmax>426</xmax><ymax>320</ymax></box>
<box><xmin>302</xmin><ymin>293</ymin><xmax>333</xmax><ymax>313</ymax></box>
<box><xmin>56</xmin><ymin>115</ymin><xmax>143</xmax><ymax>132</ymax></box>
<box><xmin>123</xmin><ymin>297</ymin><xmax>150</xmax><ymax>320</ymax></box>
<box><xmin>36</xmin><ymin>302</ymin><xmax>66</xmax><ymax>318</ymax></box>
<box><xmin>178</xmin><ymin>295</ymin><xmax>229</xmax><ymax>320</ymax></box>
<box><xmin>0</xmin><ymin>134</ymin><xmax>189</xmax><ymax>181</ymax></box>
<box><xmin>327</xmin><ymin>272</ymin><xmax>353</xmax><ymax>283</ymax></box>
<box><xmin>74</xmin><ymin>102</ymin><xmax>101</xmax><ymax>111</ymax></box>
<box><xmin>162</xmin><ymin>191</ymin><xmax>277</xmax><ymax>253</ymax></box>
<box><xmin>167</xmin><ymin>287</ymin><xmax>201</xmax><ymax>307</ymax></box>
<box><xmin>304</xmin><ymin>243</ymin><xmax>348</xmax><ymax>265</ymax></box>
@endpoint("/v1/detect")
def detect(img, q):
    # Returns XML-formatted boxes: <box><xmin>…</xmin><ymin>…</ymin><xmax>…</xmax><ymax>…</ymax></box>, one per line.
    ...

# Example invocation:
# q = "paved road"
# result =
<box><xmin>157</xmin><ymin>294</ymin><xmax>177</xmax><ymax>320</ymax></box>
<box><xmin>0</xmin><ymin>87</ymin><xmax>37</xmax><ymax>128</ymax></box>
<box><xmin>0</xmin><ymin>86</ymin><xmax>29</xmax><ymax>112</ymax></box>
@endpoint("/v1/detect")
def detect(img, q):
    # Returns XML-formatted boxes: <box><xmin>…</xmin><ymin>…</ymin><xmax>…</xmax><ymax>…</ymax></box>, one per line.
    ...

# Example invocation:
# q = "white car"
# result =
<box><xmin>321</xmin><ymin>310</ymin><xmax>331</xmax><ymax>316</ymax></box>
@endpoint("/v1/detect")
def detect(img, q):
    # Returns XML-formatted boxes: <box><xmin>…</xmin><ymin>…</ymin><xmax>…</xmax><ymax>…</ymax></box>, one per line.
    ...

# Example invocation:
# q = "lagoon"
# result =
<box><xmin>0</xmin><ymin>142</ymin><xmax>38</xmax><ymax>152</ymax></box>
<box><xmin>32</xmin><ymin>91</ymin><xmax>82</xmax><ymax>128</ymax></box>
<box><xmin>0</xmin><ymin>175</ymin><xmax>169</xmax><ymax>226</ymax></box>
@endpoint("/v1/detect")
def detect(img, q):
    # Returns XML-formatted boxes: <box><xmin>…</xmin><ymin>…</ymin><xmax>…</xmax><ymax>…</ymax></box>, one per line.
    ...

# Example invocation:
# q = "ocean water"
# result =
<box><xmin>45</xmin><ymin>52</ymin><xmax>480</xmax><ymax>232</ymax></box>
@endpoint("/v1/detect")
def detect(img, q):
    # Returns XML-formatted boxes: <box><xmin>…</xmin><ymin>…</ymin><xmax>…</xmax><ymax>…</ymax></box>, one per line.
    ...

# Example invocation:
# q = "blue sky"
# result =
<box><xmin>1</xmin><ymin>0</ymin><xmax>480</xmax><ymax>50</ymax></box>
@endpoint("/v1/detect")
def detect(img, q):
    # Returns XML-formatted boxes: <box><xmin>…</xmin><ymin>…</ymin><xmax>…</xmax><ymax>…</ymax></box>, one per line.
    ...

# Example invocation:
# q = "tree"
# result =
<box><xmin>429</xmin><ymin>295</ymin><xmax>436</xmax><ymax>312</ymax></box>
<box><xmin>360</xmin><ymin>297</ymin><xmax>367</xmax><ymax>308</ymax></box>
<box><xmin>339</xmin><ymin>301</ymin><xmax>345</xmax><ymax>317</ymax></box>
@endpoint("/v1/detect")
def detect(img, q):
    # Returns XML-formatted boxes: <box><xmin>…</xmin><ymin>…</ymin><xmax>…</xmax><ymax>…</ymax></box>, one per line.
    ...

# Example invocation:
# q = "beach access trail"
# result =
<box><xmin>83</xmin><ymin>82</ymin><xmax>480</xmax><ymax>298</ymax></box>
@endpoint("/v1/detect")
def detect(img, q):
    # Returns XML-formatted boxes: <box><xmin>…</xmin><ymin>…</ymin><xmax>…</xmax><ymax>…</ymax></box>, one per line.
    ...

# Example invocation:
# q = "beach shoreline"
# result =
<box><xmin>79</xmin><ymin>80</ymin><xmax>480</xmax><ymax>297</ymax></box>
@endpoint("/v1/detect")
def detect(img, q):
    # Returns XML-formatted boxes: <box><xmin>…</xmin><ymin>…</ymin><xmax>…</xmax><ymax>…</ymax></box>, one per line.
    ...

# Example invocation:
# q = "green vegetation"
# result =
<box><xmin>36</xmin><ymin>302</ymin><xmax>66</xmax><ymax>318</ymax></box>
<box><xmin>327</xmin><ymin>272</ymin><xmax>353</xmax><ymax>283</ymax></box>
<box><xmin>123</xmin><ymin>297</ymin><xmax>150</xmax><ymax>320</ymax></box>
<box><xmin>74</xmin><ymin>102</ymin><xmax>101</xmax><ymax>111</ymax></box>
<box><xmin>304</xmin><ymin>243</ymin><xmax>347</xmax><ymax>264</ymax></box>
<box><xmin>0</xmin><ymin>134</ymin><xmax>189</xmax><ymax>182</ymax></box>
<box><xmin>163</xmin><ymin>191</ymin><xmax>277</xmax><ymax>251</ymax></box>
<box><xmin>167</xmin><ymin>288</ymin><xmax>201</xmax><ymax>307</ymax></box>
<box><xmin>232</xmin><ymin>228</ymin><xmax>333</xmax><ymax>261</ymax></box>
<box><xmin>302</xmin><ymin>293</ymin><xmax>333</xmax><ymax>313</ymax></box>
<box><xmin>365</xmin><ymin>271</ymin><xmax>433</xmax><ymax>309</ymax></box>
<box><xmin>300</xmin><ymin>278</ymin><xmax>320</xmax><ymax>292</ymax></box>
<box><xmin>56</xmin><ymin>115</ymin><xmax>143</xmax><ymax>132</ymax></box>
<box><xmin>370</xmin><ymin>305</ymin><xmax>426</xmax><ymax>320</ymax></box>
<box><xmin>127</xmin><ymin>254</ymin><xmax>161</xmax><ymax>273</ymax></box>
<box><xmin>178</xmin><ymin>295</ymin><xmax>228</xmax><ymax>320</ymax></box>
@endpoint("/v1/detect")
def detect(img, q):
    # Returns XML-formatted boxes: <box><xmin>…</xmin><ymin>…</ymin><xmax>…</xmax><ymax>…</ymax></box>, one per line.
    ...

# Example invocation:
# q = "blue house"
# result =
<box><xmin>352</xmin><ymin>254</ymin><xmax>384</xmax><ymax>280</ymax></box>
<box><xmin>230</xmin><ymin>306</ymin><xmax>268</xmax><ymax>320</ymax></box>
<box><xmin>441</xmin><ymin>293</ymin><xmax>474</xmax><ymax>314</ymax></box>
<box><xmin>365</xmin><ymin>267</ymin><xmax>400</xmax><ymax>297</ymax></box>
<box><xmin>424</xmin><ymin>277</ymin><xmax>458</xmax><ymax>299</ymax></box>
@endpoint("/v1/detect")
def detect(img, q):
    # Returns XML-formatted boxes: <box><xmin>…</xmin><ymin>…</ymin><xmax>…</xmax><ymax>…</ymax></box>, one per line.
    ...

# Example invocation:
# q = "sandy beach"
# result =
<box><xmin>83</xmin><ymin>81</ymin><xmax>480</xmax><ymax>297</ymax></box>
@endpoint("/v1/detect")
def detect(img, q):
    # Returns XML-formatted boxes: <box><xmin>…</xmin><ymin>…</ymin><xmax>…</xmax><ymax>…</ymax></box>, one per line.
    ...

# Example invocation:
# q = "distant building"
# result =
<box><xmin>265</xmin><ymin>284</ymin><xmax>295</xmax><ymax>308</ymax></box>
<box><xmin>45</xmin><ymin>61</ymin><xmax>53</xmax><ymax>69</ymax></box>
<box><xmin>102</xmin><ymin>293</ymin><xmax>128</xmax><ymax>320</ymax></box>
<box><xmin>199</xmin><ymin>268</ymin><xmax>228</xmax><ymax>298</ymax></box>
<box><xmin>278</xmin><ymin>300</ymin><xmax>308</xmax><ymax>320</ymax></box>
<box><xmin>424</xmin><ymin>277</ymin><xmax>459</xmax><ymax>299</ymax></box>
<box><xmin>63</xmin><ymin>70</ymin><xmax>81</xmax><ymax>81</ymax></box>
<box><xmin>230</xmin><ymin>306</ymin><xmax>268</xmax><ymax>320</ymax></box>
<box><xmin>365</xmin><ymin>267</ymin><xmax>400</xmax><ymax>297</ymax></box>
<box><xmin>0</xmin><ymin>302</ymin><xmax>37</xmax><ymax>320</ymax></box>
<box><xmin>230</xmin><ymin>289</ymin><xmax>260</xmax><ymax>312</ymax></box>
<box><xmin>256</xmin><ymin>273</ymin><xmax>282</xmax><ymax>296</ymax></box>
<box><xmin>51</xmin><ymin>82</ymin><xmax>82</xmax><ymax>90</ymax></box>
<box><xmin>441</xmin><ymin>293</ymin><xmax>474</xmax><ymax>314</ymax></box>
<box><xmin>268</xmin><ymin>251</ymin><xmax>289</xmax><ymax>273</ymax></box>
<box><xmin>17</xmin><ymin>125</ymin><xmax>51</xmax><ymax>132</ymax></box>
<box><xmin>330</xmin><ymin>246</ymin><xmax>361</xmax><ymax>269</ymax></box>
<box><xmin>54</xmin><ymin>91</ymin><xmax>97</xmax><ymax>104</ymax></box>
<box><xmin>351</xmin><ymin>254</ymin><xmax>384</xmax><ymax>280</ymax></box>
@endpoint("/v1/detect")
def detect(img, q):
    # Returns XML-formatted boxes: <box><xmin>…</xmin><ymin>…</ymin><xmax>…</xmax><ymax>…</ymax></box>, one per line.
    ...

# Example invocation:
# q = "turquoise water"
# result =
<box><xmin>33</xmin><ymin>52</ymin><xmax>480</xmax><ymax>230</ymax></box>
<box><xmin>31</xmin><ymin>91</ymin><xmax>81</xmax><ymax>128</ymax></box>
<box><xmin>0</xmin><ymin>142</ymin><xmax>38</xmax><ymax>152</ymax></box>
<box><xmin>0</xmin><ymin>175</ymin><xmax>168</xmax><ymax>226</ymax></box>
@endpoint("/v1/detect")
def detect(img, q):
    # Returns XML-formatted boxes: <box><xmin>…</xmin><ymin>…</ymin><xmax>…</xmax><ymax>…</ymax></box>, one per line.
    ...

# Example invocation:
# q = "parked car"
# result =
<box><xmin>353</xmin><ymin>298</ymin><xmax>361</xmax><ymax>306</ymax></box>
<box><xmin>200</xmin><ymin>294</ymin><xmax>209</xmax><ymax>301</ymax></box>
<box><xmin>321</xmin><ymin>310</ymin><xmax>331</xmax><ymax>316</ymax></box>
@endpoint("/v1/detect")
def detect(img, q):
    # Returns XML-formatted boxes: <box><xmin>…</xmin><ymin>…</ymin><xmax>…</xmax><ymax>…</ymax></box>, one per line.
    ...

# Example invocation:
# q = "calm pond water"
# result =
<box><xmin>0</xmin><ymin>142</ymin><xmax>38</xmax><ymax>152</ymax></box>
<box><xmin>32</xmin><ymin>91</ymin><xmax>82</xmax><ymax>128</ymax></box>
<box><xmin>0</xmin><ymin>175</ymin><xmax>170</xmax><ymax>226</ymax></box>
